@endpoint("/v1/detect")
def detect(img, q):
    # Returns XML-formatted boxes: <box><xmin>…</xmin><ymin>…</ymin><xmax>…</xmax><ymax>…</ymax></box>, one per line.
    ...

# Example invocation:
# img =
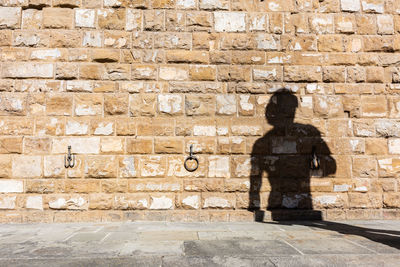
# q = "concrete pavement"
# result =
<box><xmin>0</xmin><ymin>220</ymin><xmax>400</xmax><ymax>266</ymax></box>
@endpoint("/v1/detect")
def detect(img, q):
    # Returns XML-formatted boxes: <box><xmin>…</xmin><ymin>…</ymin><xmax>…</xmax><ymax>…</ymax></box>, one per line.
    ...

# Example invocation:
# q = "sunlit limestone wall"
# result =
<box><xmin>0</xmin><ymin>0</ymin><xmax>400</xmax><ymax>222</ymax></box>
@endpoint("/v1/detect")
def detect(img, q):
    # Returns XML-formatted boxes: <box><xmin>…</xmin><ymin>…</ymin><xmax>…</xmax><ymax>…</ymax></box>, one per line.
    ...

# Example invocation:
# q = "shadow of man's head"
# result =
<box><xmin>266</xmin><ymin>89</ymin><xmax>298</xmax><ymax>126</ymax></box>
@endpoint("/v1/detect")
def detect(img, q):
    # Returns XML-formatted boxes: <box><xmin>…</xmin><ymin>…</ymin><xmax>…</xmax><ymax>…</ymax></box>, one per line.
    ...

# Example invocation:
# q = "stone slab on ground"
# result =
<box><xmin>0</xmin><ymin>221</ymin><xmax>399</xmax><ymax>266</ymax></box>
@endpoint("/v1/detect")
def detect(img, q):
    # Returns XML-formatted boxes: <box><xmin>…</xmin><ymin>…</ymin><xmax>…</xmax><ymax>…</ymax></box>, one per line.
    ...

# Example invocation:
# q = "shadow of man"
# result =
<box><xmin>249</xmin><ymin>89</ymin><xmax>336</xmax><ymax>221</ymax></box>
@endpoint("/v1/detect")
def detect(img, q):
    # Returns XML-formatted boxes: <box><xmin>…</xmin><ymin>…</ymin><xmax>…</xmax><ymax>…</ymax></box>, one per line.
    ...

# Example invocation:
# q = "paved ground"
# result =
<box><xmin>0</xmin><ymin>220</ymin><xmax>400</xmax><ymax>266</ymax></box>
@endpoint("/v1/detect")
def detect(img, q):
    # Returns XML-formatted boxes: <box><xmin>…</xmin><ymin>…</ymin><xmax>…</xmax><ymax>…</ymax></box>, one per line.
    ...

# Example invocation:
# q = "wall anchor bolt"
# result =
<box><xmin>64</xmin><ymin>145</ymin><xmax>75</xmax><ymax>168</ymax></box>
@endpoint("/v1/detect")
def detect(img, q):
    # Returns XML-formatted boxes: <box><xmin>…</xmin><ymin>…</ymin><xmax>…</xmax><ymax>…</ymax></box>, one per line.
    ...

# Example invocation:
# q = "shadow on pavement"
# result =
<box><xmin>265</xmin><ymin>220</ymin><xmax>400</xmax><ymax>251</ymax></box>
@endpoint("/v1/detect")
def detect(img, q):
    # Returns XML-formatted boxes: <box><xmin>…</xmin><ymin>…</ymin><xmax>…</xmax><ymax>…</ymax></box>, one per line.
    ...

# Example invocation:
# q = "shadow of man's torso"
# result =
<box><xmin>250</xmin><ymin>121</ymin><xmax>336</xmax><ymax>213</ymax></box>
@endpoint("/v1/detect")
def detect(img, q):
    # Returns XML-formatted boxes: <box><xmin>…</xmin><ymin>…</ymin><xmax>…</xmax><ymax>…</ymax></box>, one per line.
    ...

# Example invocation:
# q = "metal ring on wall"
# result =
<box><xmin>184</xmin><ymin>156</ymin><xmax>199</xmax><ymax>172</ymax></box>
<box><xmin>184</xmin><ymin>144</ymin><xmax>199</xmax><ymax>172</ymax></box>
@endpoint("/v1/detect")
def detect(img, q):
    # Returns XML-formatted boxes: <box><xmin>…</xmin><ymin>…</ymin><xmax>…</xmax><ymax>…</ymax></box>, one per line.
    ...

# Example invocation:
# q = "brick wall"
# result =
<box><xmin>0</xmin><ymin>0</ymin><xmax>400</xmax><ymax>222</ymax></box>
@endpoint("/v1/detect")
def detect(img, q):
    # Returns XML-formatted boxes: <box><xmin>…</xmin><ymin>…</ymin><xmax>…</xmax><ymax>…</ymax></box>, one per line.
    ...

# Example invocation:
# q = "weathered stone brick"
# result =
<box><xmin>104</xmin><ymin>31</ymin><xmax>131</xmax><ymax>49</ymax></box>
<box><xmin>217</xmin><ymin>66</ymin><xmax>251</xmax><ymax>82</ymax></box>
<box><xmin>119</xmin><ymin>156</ymin><xmax>137</xmax><ymax>177</ymax></box>
<box><xmin>341</xmin><ymin>0</ymin><xmax>361</xmax><ymax>12</ymax></box>
<box><xmin>98</xmin><ymin>9</ymin><xmax>125</xmax><ymax>30</ymax></box>
<box><xmin>0</xmin><ymin>137</ymin><xmax>22</xmax><ymax>154</ymax></box>
<box><xmin>21</xmin><ymin>9</ymin><xmax>42</xmax><ymax>30</ymax></box>
<box><xmin>352</xmin><ymin>156</ymin><xmax>377</xmax><ymax>178</ymax></box>
<box><xmin>82</xmin><ymin>31</ymin><xmax>102</xmax><ymax>47</ymax></box>
<box><xmin>202</xmin><ymin>193</ymin><xmax>235</xmax><ymax>209</ymax></box>
<box><xmin>253</xmin><ymin>66</ymin><xmax>282</xmax><ymax>82</ymax></box>
<box><xmin>187</xmin><ymin>11</ymin><xmax>212</xmax><ymax>31</ymax></box>
<box><xmin>348</xmin><ymin>193</ymin><xmax>382</xmax><ymax>209</ymax></box>
<box><xmin>177</xmin><ymin>193</ymin><xmax>200</xmax><ymax>209</ymax></box>
<box><xmin>132</xmin><ymin>65</ymin><xmax>157</xmax><ymax>80</ymax></box>
<box><xmin>129</xmin><ymin>179</ymin><xmax>181</xmax><ymax>192</ymax></box>
<box><xmin>189</xmin><ymin>66</ymin><xmax>216</xmax><ymax>81</ymax></box>
<box><xmin>214</xmin><ymin>12</ymin><xmax>246</xmax><ymax>32</ymax></box>
<box><xmin>184</xmin><ymin>178</ymin><xmax>223</xmax><ymax>192</ymax></box>
<box><xmin>149</xmin><ymin>194</ymin><xmax>174</xmax><ymax>210</ymax></box>
<box><xmin>144</xmin><ymin>10</ymin><xmax>164</xmax><ymax>31</ymax></box>
<box><xmin>335</xmin><ymin>14</ymin><xmax>356</xmax><ymax>33</ymax></box>
<box><xmin>79</xmin><ymin>63</ymin><xmax>106</xmax><ymax>80</ymax></box>
<box><xmin>377</xmin><ymin>14</ymin><xmax>394</xmax><ymax>34</ymax></box>
<box><xmin>47</xmin><ymin>195</ymin><xmax>89</xmax><ymax>210</ymax></box>
<box><xmin>85</xmin><ymin>155</ymin><xmax>117</xmax><ymax>178</ymax></box>
<box><xmin>75</xmin><ymin>9</ymin><xmax>96</xmax><ymax>28</ymax></box>
<box><xmin>91</xmin><ymin>49</ymin><xmax>119</xmax><ymax>63</ymax></box>
<box><xmin>281</xmin><ymin>35</ymin><xmax>317</xmax><ymax>52</ymax></box>
<box><xmin>185</xmin><ymin>95</ymin><xmax>215</xmax><ymax>116</ymax></box>
<box><xmin>12</xmin><ymin>156</ymin><xmax>42</xmax><ymax>178</ymax></box>
<box><xmin>24</xmin><ymin>137</ymin><xmax>51</xmax><ymax>154</ymax></box>
<box><xmin>65</xmin><ymin>118</ymin><xmax>90</xmax><ymax>136</ymax></box>
<box><xmin>89</xmin><ymin>194</ymin><xmax>113</xmax><ymax>210</ymax></box>
<box><xmin>284</xmin><ymin>66</ymin><xmax>322</xmax><ymax>82</ymax></box>
<box><xmin>310</xmin><ymin>14</ymin><xmax>334</xmax><ymax>34</ymax></box>
<box><xmin>159</xmin><ymin>66</ymin><xmax>189</xmax><ymax>81</ymax></box>
<box><xmin>25</xmin><ymin>196</ymin><xmax>43</xmax><ymax>210</ymax></box>
<box><xmin>323</xmin><ymin>66</ymin><xmax>346</xmax><ymax>82</ymax></box>
<box><xmin>0</xmin><ymin>195</ymin><xmax>16</xmax><ymax>209</ymax></box>
<box><xmin>45</xmin><ymin>94</ymin><xmax>72</xmax><ymax>116</ymax></box>
<box><xmin>366</xmin><ymin>138</ymin><xmax>387</xmax><ymax>155</ymax></box>
<box><xmin>52</xmin><ymin>137</ymin><xmax>100</xmax><ymax>154</ymax></box>
<box><xmin>44</xmin><ymin>155</ymin><xmax>65</xmax><ymax>178</ymax></box>
<box><xmin>166</xmin><ymin>51</ymin><xmax>209</xmax><ymax>64</ymax></box>
<box><xmin>361</xmin><ymin>0</ymin><xmax>384</xmax><ymax>13</ymax></box>
<box><xmin>100</xmin><ymin>137</ymin><xmax>124</xmax><ymax>154</ymax></box>
<box><xmin>113</xmin><ymin>194</ymin><xmax>149</xmax><ymax>209</ymax></box>
<box><xmin>127</xmin><ymin>138</ymin><xmax>153</xmax><ymax>154</ymax></box>
<box><xmin>216</xmin><ymin>94</ymin><xmax>237</xmax><ymax>116</ymax></box>
<box><xmin>312</xmin><ymin>194</ymin><xmax>348</xmax><ymax>209</ymax></box>
<box><xmin>238</xmin><ymin>95</ymin><xmax>255</xmax><ymax>116</ymax></box>
<box><xmin>157</xmin><ymin>94</ymin><xmax>183</xmax><ymax>115</ymax></box>
<box><xmin>0</xmin><ymin>7</ymin><xmax>21</xmax><ymax>29</ymax></box>
<box><xmin>43</xmin><ymin>8</ymin><xmax>73</xmax><ymax>29</ymax></box>
<box><xmin>232</xmin><ymin>51</ymin><xmax>265</xmax><ymax>65</ymax></box>
<box><xmin>356</xmin><ymin>14</ymin><xmax>377</xmax><ymax>34</ymax></box>
<box><xmin>154</xmin><ymin>137</ymin><xmax>183</xmax><ymax>154</ymax></box>
<box><xmin>74</xmin><ymin>94</ymin><xmax>102</xmax><ymax>116</ymax></box>
<box><xmin>2</xmin><ymin>63</ymin><xmax>53</xmax><ymax>79</ymax></box>
<box><xmin>12</xmin><ymin>30</ymin><xmax>49</xmax><ymax>47</ymax></box>
<box><xmin>130</xmin><ymin>94</ymin><xmax>156</xmax><ymax>117</ymax></box>
<box><xmin>126</xmin><ymin>9</ymin><xmax>142</xmax><ymax>31</ymax></box>
<box><xmin>208</xmin><ymin>156</ymin><xmax>230</xmax><ymax>178</ymax></box>
<box><xmin>383</xmin><ymin>193</ymin><xmax>400</xmax><ymax>208</ymax></box>
<box><xmin>102</xmin><ymin>180</ymin><xmax>128</xmax><ymax>193</ymax></box>
<box><xmin>0</xmin><ymin>155</ymin><xmax>12</xmax><ymax>178</ymax></box>
<box><xmin>139</xmin><ymin>156</ymin><xmax>166</xmax><ymax>177</ymax></box>
<box><xmin>104</xmin><ymin>94</ymin><xmax>128</xmax><ymax>115</ymax></box>
<box><xmin>165</xmin><ymin>11</ymin><xmax>185</xmax><ymax>31</ymax></box>
<box><xmin>366</xmin><ymin>67</ymin><xmax>384</xmax><ymax>83</ymax></box>
<box><xmin>361</xmin><ymin>95</ymin><xmax>387</xmax><ymax>117</ymax></box>
<box><xmin>176</xmin><ymin>0</ymin><xmax>196</xmax><ymax>9</ymax></box>
<box><xmin>55</xmin><ymin>63</ymin><xmax>79</xmax><ymax>80</ymax></box>
<box><xmin>0</xmin><ymin>93</ymin><xmax>27</xmax><ymax>116</ymax></box>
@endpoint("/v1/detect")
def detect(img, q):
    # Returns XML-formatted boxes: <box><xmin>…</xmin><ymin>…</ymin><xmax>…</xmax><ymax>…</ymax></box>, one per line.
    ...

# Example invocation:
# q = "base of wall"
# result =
<box><xmin>1</xmin><ymin>209</ymin><xmax>400</xmax><ymax>223</ymax></box>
